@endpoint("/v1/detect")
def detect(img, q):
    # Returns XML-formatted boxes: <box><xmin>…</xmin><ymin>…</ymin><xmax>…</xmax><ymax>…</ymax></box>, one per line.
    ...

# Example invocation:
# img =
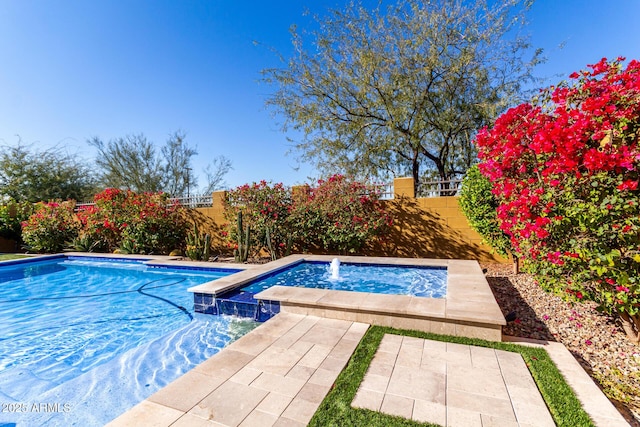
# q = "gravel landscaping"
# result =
<box><xmin>483</xmin><ymin>262</ymin><xmax>640</xmax><ymax>426</ymax></box>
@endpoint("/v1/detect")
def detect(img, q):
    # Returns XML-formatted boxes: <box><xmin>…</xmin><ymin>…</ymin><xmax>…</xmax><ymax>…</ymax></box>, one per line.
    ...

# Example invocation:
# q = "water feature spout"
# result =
<box><xmin>330</xmin><ymin>258</ymin><xmax>341</xmax><ymax>279</ymax></box>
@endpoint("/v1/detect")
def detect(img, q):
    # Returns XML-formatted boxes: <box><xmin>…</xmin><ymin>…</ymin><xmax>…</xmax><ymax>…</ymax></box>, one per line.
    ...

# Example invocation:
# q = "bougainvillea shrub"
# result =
<box><xmin>475</xmin><ymin>58</ymin><xmax>640</xmax><ymax>342</ymax></box>
<box><xmin>22</xmin><ymin>201</ymin><xmax>80</xmax><ymax>253</ymax></box>
<box><xmin>290</xmin><ymin>174</ymin><xmax>392</xmax><ymax>254</ymax></box>
<box><xmin>77</xmin><ymin>188</ymin><xmax>187</xmax><ymax>254</ymax></box>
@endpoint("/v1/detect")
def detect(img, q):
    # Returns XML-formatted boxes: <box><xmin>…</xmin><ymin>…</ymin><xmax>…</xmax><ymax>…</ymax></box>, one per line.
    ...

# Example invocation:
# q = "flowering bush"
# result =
<box><xmin>290</xmin><ymin>174</ymin><xmax>392</xmax><ymax>254</ymax></box>
<box><xmin>223</xmin><ymin>181</ymin><xmax>292</xmax><ymax>260</ymax></box>
<box><xmin>78</xmin><ymin>189</ymin><xmax>188</xmax><ymax>254</ymax></box>
<box><xmin>475</xmin><ymin>58</ymin><xmax>640</xmax><ymax>342</ymax></box>
<box><xmin>22</xmin><ymin>201</ymin><xmax>80</xmax><ymax>253</ymax></box>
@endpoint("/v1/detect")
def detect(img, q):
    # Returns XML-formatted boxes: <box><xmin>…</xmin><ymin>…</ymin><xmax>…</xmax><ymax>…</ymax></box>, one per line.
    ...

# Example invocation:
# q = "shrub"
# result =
<box><xmin>118</xmin><ymin>192</ymin><xmax>188</xmax><ymax>254</ymax></box>
<box><xmin>0</xmin><ymin>199</ymin><xmax>33</xmax><ymax>241</ymax></box>
<box><xmin>22</xmin><ymin>201</ymin><xmax>80</xmax><ymax>253</ymax></box>
<box><xmin>290</xmin><ymin>175</ymin><xmax>392</xmax><ymax>254</ymax></box>
<box><xmin>475</xmin><ymin>57</ymin><xmax>640</xmax><ymax>342</ymax></box>
<box><xmin>76</xmin><ymin>188</ymin><xmax>188</xmax><ymax>254</ymax></box>
<box><xmin>458</xmin><ymin>165</ymin><xmax>513</xmax><ymax>258</ymax></box>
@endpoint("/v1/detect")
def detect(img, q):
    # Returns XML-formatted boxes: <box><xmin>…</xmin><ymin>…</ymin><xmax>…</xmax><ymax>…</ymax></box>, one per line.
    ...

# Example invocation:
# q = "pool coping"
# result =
<box><xmin>188</xmin><ymin>254</ymin><xmax>506</xmax><ymax>341</ymax></box>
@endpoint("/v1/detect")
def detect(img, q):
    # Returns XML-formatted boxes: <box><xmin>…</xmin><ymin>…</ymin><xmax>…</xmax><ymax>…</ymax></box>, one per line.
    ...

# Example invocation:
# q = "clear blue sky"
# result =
<box><xmin>1</xmin><ymin>0</ymin><xmax>639</xmax><ymax>191</ymax></box>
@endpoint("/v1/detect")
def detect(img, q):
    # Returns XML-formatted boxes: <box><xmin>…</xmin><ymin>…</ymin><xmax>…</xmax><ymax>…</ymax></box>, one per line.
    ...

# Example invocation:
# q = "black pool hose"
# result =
<box><xmin>0</xmin><ymin>277</ymin><xmax>193</xmax><ymax>320</ymax></box>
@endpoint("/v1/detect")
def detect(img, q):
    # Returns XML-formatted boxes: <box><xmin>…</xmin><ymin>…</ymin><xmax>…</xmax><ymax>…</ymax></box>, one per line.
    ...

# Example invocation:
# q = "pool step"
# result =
<box><xmin>193</xmin><ymin>290</ymin><xmax>280</xmax><ymax>322</ymax></box>
<box><xmin>0</xmin><ymin>356</ymin><xmax>83</xmax><ymax>401</ymax></box>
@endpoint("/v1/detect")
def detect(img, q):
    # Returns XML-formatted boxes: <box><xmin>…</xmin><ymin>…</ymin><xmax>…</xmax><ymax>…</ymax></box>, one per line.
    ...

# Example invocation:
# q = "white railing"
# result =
<box><xmin>74</xmin><ymin>194</ymin><xmax>214</xmax><ymax>211</ymax></box>
<box><xmin>366</xmin><ymin>182</ymin><xmax>394</xmax><ymax>200</ymax></box>
<box><xmin>417</xmin><ymin>179</ymin><xmax>463</xmax><ymax>197</ymax></box>
<box><xmin>169</xmin><ymin>194</ymin><xmax>213</xmax><ymax>208</ymax></box>
<box><xmin>74</xmin><ymin>202</ymin><xmax>95</xmax><ymax>211</ymax></box>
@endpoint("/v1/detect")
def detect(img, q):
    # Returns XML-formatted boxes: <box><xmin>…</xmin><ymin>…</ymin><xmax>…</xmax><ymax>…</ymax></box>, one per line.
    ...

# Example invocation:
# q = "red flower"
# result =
<box><xmin>617</xmin><ymin>180</ymin><xmax>638</xmax><ymax>191</ymax></box>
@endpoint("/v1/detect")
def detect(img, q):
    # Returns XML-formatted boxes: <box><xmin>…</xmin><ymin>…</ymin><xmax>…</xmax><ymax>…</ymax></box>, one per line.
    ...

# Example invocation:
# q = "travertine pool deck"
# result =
<box><xmin>108</xmin><ymin>313</ymin><xmax>628</xmax><ymax>427</ymax></box>
<box><xmin>190</xmin><ymin>255</ymin><xmax>506</xmax><ymax>341</ymax></box>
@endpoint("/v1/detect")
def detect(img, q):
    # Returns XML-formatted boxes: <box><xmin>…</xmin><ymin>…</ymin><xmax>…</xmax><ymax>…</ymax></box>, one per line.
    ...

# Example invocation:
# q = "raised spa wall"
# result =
<box><xmin>187</xmin><ymin>255</ymin><xmax>506</xmax><ymax>342</ymax></box>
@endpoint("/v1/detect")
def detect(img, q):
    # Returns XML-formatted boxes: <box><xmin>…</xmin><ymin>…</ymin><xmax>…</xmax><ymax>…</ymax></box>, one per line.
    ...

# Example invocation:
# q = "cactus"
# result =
<box><xmin>234</xmin><ymin>211</ymin><xmax>251</xmax><ymax>263</ymax></box>
<box><xmin>265</xmin><ymin>226</ymin><xmax>277</xmax><ymax>261</ymax></box>
<box><xmin>185</xmin><ymin>223</ymin><xmax>212</xmax><ymax>261</ymax></box>
<box><xmin>265</xmin><ymin>226</ymin><xmax>293</xmax><ymax>260</ymax></box>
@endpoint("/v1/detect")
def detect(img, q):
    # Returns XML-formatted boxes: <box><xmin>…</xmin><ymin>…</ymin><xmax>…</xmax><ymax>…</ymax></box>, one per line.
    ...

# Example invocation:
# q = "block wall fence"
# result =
<box><xmin>194</xmin><ymin>177</ymin><xmax>507</xmax><ymax>264</ymax></box>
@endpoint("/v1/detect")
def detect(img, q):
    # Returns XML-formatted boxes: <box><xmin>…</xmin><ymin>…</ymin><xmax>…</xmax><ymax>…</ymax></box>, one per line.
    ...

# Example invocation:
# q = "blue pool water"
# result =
<box><xmin>241</xmin><ymin>261</ymin><xmax>447</xmax><ymax>298</ymax></box>
<box><xmin>0</xmin><ymin>256</ymin><xmax>258</xmax><ymax>426</ymax></box>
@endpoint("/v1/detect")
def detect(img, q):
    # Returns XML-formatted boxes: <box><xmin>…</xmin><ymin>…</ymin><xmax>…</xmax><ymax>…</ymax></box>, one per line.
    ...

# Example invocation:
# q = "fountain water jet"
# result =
<box><xmin>330</xmin><ymin>258</ymin><xmax>340</xmax><ymax>279</ymax></box>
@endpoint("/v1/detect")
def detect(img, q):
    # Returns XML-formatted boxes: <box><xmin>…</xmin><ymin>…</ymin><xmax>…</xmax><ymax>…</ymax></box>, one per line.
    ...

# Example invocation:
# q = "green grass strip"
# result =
<box><xmin>309</xmin><ymin>326</ymin><xmax>594</xmax><ymax>427</ymax></box>
<box><xmin>0</xmin><ymin>254</ymin><xmax>28</xmax><ymax>261</ymax></box>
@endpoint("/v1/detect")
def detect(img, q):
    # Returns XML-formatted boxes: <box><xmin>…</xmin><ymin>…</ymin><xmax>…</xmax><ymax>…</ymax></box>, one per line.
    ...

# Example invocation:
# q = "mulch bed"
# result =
<box><xmin>482</xmin><ymin>262</ymin><xmax>640</xmax><ymax>426</ymax></box>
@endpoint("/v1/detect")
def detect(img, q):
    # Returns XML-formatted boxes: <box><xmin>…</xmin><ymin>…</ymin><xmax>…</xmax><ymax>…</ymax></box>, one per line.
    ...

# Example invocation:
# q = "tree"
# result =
<box><xmin>161</xmin><ymin>131</ymin><xmax>198</xmax><ymax>196</ymax></box>
<box><xmin>89</xmin><ymin>134</ymin><xmax>165</xmax><ymax>193</ymax></box>
<box><xmin>201</xmin><ymin>155</ymin><xmax>233</xmax><ymax>194</ymax></box>
<box><xmin>263</xmin><ymin>0</ymin><xmax>541</xmax><ymax>193</ymax></box>
<box><xmin>89</xmin><ymin>132</ymin><xmax>232</xmax><ymax>195</ymax></box>
<box><xmin>0</xmin><ymin>142</ymin><xmax>97</xmax><ymax>202</ymax></box>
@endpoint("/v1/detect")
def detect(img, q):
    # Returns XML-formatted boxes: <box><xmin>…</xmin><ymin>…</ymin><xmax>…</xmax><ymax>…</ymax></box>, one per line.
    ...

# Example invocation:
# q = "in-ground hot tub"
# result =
<box><xmin>189</xmin><ymin>254</ymin><xmax>506</xmax><ymax>341</ymax></box>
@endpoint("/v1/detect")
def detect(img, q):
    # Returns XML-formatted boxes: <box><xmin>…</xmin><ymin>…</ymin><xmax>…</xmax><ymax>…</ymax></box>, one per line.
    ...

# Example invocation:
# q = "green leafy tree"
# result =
<box><xmin>263</xmin><ymin>0</ymin><xmax>541</xmax><ymax>193</ymax></box>
<box><xmin>161</xmin><ymin>131</ymin><xmax>198</xmax><ymax>196</ymax></box>
<box><xmin>458</xmin><ymin>165</ymin><xmax>515</xmax><ymax>267</ymax></box>
<box><xmin>0</xmin><ymin>143</ymin><xmax>97</xmax><ymax>202</ymax></box>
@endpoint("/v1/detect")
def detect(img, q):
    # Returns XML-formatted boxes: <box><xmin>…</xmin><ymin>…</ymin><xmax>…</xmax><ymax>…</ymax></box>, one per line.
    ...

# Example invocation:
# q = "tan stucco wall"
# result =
<box><xmin>363</xmin><ymin>196</ymin><xmax>506</xmax><ymax>263</ymax></box>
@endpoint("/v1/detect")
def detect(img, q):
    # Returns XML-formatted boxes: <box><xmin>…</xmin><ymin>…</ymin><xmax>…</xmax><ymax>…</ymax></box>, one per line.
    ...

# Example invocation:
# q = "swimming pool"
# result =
<box><xmin>0</xmin><ymin>255</ymin><xmax>257</xmax><ymax>426</ymax></box>
<box><xmin>240</xmin><ymin>260</ymin><xmax>448</xmax><ymax>298</ymax></box>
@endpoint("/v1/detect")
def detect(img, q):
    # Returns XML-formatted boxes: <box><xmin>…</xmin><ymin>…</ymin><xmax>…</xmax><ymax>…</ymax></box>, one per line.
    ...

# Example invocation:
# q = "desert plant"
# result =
<box><xmin>223</xmin><ymin>181</ymin><xmax>292</xmax><ymax>260</ymax></box>
<box><xmin>234</xmin><ymin>211</ymin><xmax>251</xmax><ymax>263</ymax></box>
<box><xmin>185</xmin><ymin>223</ymin><xmax>212</xmax><ymax>261</ymax></box>
<box><xmin>68</xmin><ymin>234</ymin><xmax>102</xmax><ymax>252</ymax></box>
